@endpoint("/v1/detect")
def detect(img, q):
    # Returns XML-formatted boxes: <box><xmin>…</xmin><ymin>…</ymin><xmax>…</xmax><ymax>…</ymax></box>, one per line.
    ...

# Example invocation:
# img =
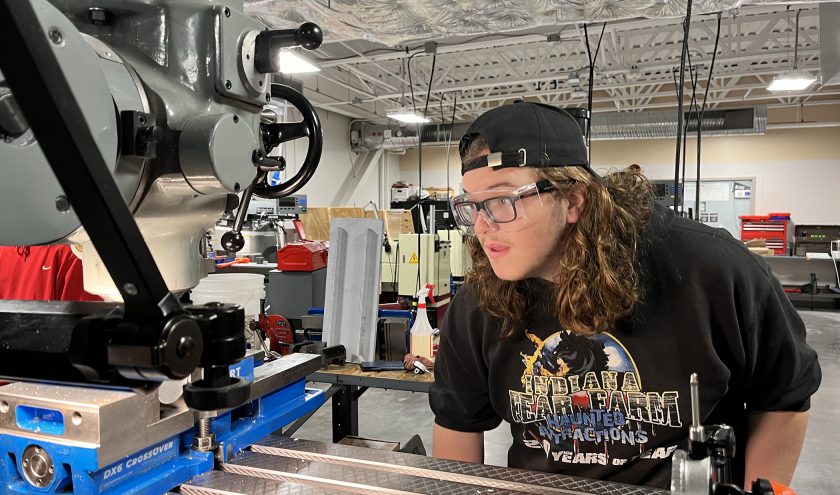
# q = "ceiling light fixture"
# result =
<box><xmin>386</xmin><ymin>107</ymin><xmax>430</xmax><ymax>123</ymax></box>
<box><xmin>768</xmin><ymin>8</ymin><xmax>816</xmax><ymax>92</ymax></box>
<box><xmin>568</xmin><ymin>71</ymin><xmax>581</xmax><ymax>85</ymax></box>
<box><xmin>768</xmin><ymin>68</ymin><xmax>816</xmax><ymax>91</ymax></box>
<box><xmin>278</xmin><ymin>50</ymin><xmax>320</xmax><ymax>74</ymax></box>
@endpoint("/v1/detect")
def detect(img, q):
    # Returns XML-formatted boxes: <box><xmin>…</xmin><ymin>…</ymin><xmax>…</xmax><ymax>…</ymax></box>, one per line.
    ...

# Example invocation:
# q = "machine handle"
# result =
<box><xmin>254</xmin><ymin>23</ymin><xmax>323</xmax><ymax>74</ymax></box>
<box><xmin>253</xmin><ymin>84</ymin><xmax>323</xmax><ymax>199</ymax></box>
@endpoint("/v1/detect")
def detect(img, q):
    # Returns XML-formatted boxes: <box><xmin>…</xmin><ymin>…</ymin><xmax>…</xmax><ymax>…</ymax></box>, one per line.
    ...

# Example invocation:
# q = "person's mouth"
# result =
<box><xmin>484</xmin><ymin>242</ymin><xmax>511</xmax><ymax>259</ymax></box>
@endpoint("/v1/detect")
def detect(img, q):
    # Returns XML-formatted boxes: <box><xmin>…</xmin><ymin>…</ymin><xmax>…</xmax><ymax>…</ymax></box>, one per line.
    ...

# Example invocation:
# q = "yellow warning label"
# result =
<box><xmin>409</xmin><ymin>253</ymin><xmax>419</xmax><ymax>264</ymax></box>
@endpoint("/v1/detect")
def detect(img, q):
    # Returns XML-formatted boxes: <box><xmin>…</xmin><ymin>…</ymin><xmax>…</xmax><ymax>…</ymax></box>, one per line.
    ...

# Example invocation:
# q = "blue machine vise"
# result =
<box><xmin>0</xmin><ymin>354</ymin><xmax>324</xmax><ymax>494</ymax></box>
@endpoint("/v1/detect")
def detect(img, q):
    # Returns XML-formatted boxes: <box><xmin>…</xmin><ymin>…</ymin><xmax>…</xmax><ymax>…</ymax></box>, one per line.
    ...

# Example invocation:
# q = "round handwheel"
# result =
<box><xmin>253</xmin><ymin>83</ymin><xmax>323</xmax><ymax>199</ymax></box>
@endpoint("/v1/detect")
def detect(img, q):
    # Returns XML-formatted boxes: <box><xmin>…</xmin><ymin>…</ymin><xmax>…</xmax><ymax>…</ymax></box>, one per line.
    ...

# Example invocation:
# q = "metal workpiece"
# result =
<box><xmin>250</xmin><ymin>437</ymin><xmax>667</xmax><ymax>495</ymax></box>
<box><xmin>182</xmin><ymin>470</ymin><xmax>347</xmax><ymax>495</ymax></box>
<box><xmin>322</xmin><ymin>219</ymin><xmax>384</xmax><ymax>363</ymax></box>
<box><xmin>0</xmin><ymin>382</ymin><xmax>193</xmax><ymax>469</ymax></box>
<box><xmin>249</xmin><ymin>354</ymin><xmax>322</xmax><ymax>401</ymax></box>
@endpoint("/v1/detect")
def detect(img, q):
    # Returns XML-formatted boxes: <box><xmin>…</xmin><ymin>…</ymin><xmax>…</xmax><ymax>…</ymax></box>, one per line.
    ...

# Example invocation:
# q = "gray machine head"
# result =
<box><xmin>0</xmin><ymin>0</ymin><xmax>323</xmax><ymax>298</ymax></box>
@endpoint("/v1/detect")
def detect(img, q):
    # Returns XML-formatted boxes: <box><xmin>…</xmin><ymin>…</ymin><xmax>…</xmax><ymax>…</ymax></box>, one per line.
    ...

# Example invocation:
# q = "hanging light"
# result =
<box><xmin>568</xmin><ymin>70</ymin><xmax>581</xmax><ymax>85</ymax></box>
<box><xmin>768</xmin><ymin>9</ymin><xmax>816</xmax><ymax>92</ymax></box>
<box><xmin>768</xmin><ymin>68</ymin><xmax>816</xmax><ymax>91</ymax></box>
<box><xmin>385</xmin><ymin>54</ymin><xmax>429</xmax><ymax>123</ymax></box>
<box><xmin>386</xmin><ymin>107</ymin><xmax>430</xmax><ymax>123</ymax></box>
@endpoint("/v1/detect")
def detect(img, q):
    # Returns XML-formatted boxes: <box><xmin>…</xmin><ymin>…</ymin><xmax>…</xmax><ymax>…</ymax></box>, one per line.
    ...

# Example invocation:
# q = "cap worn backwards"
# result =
<box><xmin>459</xmin><ymin>101</ymin><xmax>591</xmax><ymax>176</ymax></box>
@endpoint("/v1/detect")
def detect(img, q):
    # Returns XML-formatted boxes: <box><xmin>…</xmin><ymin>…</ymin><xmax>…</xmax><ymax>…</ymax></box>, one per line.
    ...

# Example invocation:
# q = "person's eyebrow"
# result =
<box><xmin>463</xmin><ymin>182</ymin><xmax>518</xmax><ymax>194</ymax></box>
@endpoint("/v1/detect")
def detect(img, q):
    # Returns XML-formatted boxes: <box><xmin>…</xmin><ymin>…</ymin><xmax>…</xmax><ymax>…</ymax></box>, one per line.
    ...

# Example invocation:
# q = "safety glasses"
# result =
<box><xmin>450</xmin><ymin>179</ymin><xmax>556</xmax><ymax>233</ymax></box>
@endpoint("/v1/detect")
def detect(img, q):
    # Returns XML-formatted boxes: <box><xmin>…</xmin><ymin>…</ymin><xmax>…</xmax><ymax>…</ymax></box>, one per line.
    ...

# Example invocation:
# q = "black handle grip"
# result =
<box><xmin>254</xmin><ymin>22</ymin><xmax>323</xmax><ymax>74</ymax></box>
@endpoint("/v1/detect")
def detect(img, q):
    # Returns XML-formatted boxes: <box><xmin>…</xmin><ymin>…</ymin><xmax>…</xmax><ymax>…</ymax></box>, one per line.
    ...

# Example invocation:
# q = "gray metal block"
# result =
<box><xmin>322</xmin><ymin>219</ymin><xmax>383</xmax><ymax>363</ymax></box>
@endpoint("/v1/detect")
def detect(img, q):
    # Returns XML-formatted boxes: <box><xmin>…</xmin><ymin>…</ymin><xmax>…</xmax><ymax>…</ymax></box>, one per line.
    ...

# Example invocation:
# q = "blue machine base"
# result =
<box><xmin>0</xmin><ymin>379</ymin><xmax>324</xmax><ymax>494</ymax></box>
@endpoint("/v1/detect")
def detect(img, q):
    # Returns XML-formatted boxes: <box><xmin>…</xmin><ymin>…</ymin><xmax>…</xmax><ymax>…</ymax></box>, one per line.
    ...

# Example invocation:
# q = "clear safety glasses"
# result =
<box><xmin>449</xmin><ymin>179</ymin><xmax>556</xmax><ymax>234</ymax></box>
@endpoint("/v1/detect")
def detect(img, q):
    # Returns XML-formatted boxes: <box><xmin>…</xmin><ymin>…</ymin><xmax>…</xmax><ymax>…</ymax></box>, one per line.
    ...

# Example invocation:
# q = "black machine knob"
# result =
<box><xmin>220</xmin><ymin>230</ymin><xmax>246</xmax><ymax>253</ymax></box>
<box><xmin>254</xmin><ymin>22</ymin><xmax>324</xmax><ymax>74</ymax></box>
<box><xmin>184</xmin><ymin>303</ymin><xmax>246</xmax><ymax>366</ymax></box>
<box><xmin>183</xmin><ymin>373</ymin><xmax>251</xmax><ymax>411</ymax></box>
<box><xmin>182</xmin><ymin>303</ymin><xmax>251</xmax><ymax>412</ymax></box>
<box><xmin>296</xmin><ymin>22</ymin><xmax>323</xmax><ymax>50</ymax></box>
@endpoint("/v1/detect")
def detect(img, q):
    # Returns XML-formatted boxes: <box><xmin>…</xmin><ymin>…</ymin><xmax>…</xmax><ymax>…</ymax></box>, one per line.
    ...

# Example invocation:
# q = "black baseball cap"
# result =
<box><xmin>460</xmin><ymin>101</ymin><xmax>591</xmax><ymax>176</ymax></box>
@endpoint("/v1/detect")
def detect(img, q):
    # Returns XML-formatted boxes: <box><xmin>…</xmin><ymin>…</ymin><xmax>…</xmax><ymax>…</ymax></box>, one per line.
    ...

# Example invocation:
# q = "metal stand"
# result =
<box><xmin>331</xmin><ymin>385</ymin><xmax>362</xmax><ymax>443</ymax></box>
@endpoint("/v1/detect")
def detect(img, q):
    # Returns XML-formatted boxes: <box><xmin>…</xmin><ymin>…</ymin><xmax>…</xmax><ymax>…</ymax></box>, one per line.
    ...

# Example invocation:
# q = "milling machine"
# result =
<box><xmin>0</xmin><ymin>0</ymin><xmax>327</xmax><ymax>492</ymax></box>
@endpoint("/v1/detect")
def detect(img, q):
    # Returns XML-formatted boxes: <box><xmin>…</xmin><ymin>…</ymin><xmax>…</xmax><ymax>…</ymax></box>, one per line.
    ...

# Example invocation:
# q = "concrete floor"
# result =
<box><xmin>293</xmin><ymin>310</ymin><xmax>839</xmax><ymax>493</ymax></box>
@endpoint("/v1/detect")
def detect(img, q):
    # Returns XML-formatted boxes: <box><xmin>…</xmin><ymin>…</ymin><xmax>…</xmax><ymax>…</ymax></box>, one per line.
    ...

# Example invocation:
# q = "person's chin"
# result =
<box><xmin>490</xmin><ymin>261</ymin><xmax>526</xmax><ymax>281</ymax></box>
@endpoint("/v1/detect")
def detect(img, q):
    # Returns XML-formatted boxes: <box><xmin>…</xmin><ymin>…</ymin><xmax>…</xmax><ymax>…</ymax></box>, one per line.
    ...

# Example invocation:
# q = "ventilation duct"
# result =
<box><xmin>350</xmin><ymin>121</ymin><xmax>470</xmax><ymax>152</ymax></box>
<box><xmin>591</xmin><ymin>107</ymin><xmax>767</xmax><ymax>140</ymax></box>
<box><xmin>350</xmin><ymin>107</ymin><xmax>766</xmax><ymax>151</ymax></box>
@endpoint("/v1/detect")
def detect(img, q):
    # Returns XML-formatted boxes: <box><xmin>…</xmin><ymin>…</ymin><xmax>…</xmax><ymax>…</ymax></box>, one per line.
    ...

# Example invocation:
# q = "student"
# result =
<box><xmin>0</xmin><ymin>245</ymin><xmax>101</xmax><ymax>301</ymax></box>
<box><xmin>429</xmin><ymin>101</ymin><xmax>820</xmax><ymax>488</ymax></box>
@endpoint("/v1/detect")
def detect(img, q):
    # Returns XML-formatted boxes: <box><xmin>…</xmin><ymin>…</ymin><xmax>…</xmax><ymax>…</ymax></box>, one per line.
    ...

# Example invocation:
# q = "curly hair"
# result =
<box><xmin>462</xmin><ymin>136</ymin><xmax>654</xmax><ymax>338</ymax></box>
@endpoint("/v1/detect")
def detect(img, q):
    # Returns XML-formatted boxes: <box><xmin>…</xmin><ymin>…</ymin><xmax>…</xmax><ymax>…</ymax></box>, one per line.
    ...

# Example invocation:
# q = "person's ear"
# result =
<box><xmin>564</xmin><ymin>183</ymin><xmax>586</xmax><ymax>224</ymax></box>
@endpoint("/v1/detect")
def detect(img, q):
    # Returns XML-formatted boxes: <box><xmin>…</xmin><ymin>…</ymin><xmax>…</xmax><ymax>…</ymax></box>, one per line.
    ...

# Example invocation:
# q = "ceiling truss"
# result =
<box><xmin>294</xmin><ymin>5</ymin><xmax>837</xmax><ymax>122</ymax></box>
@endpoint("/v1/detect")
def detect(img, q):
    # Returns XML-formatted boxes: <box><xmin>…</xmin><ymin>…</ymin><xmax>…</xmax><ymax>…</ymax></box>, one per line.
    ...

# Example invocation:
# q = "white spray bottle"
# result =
<box><xmin>410</xmin><ymin>285</ymin><xmax>435</xmax><ymax>360</ymax></box>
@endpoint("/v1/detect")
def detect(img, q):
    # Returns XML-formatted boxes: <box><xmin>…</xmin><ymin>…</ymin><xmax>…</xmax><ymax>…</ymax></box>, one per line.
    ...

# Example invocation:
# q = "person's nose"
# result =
<box><xmin>473</xmin><ymin>209</ymin><xmax>498</xmax><ymax>235</ymax></box>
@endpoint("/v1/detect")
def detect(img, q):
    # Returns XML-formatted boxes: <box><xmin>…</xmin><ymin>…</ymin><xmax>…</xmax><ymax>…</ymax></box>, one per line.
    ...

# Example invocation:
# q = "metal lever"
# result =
<box><xmin>220</xmin><ymin>186</ymin><xmax>252</xmax><ymax>254</ymax></box>
<box><xmin>220</xmin><ymin>170</ymin><xmax>269</xmax><ymax>254</ymax></box>
<box><xmin>689</xmin><ymin>372</ymin><xmax>703</xmax><ymax>448</ymax></box>
<box><xmin>687</xmin><ymin>373</ymin><xmax>736</xmax><ymax>484</ymax></box>
<box><xmin>254</xmin><ymin>22</ymin><xmax>323</xmax><ymax>74</ymax></box>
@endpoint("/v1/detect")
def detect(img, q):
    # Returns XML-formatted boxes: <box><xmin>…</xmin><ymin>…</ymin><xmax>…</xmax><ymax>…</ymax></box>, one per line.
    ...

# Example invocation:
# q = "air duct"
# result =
<box><xmin>350</xmin><ymin>121</ymin><xmax>470</xmax><ymax>152</ymax></box>
<box><xmin>349</xmin><ymin>107</ymin><xmax>766</xmax><ymax>151</ymax></box>
<box><xmin>591</xmin><ymin>107</ymin><xmax>767</xmax><ymax>140</ymax></box>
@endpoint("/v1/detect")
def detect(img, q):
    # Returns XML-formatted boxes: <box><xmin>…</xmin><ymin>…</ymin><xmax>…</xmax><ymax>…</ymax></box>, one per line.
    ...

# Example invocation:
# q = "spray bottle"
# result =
<box><xmin>410</xmin><ymin>285</ymin><xmax>435</xmax><ymax>360</ymax></box>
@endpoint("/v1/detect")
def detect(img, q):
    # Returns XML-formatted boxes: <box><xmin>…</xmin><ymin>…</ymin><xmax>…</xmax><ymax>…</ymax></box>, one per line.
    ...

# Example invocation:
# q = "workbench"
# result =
<box><xmin>303</xmin><ymin>364</ymin><xmax>433</xmax><ymax>443</ymax></box>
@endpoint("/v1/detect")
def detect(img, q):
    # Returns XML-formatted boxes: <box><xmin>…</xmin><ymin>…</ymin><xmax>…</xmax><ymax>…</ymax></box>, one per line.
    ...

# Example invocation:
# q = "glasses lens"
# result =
<box><xmin>452</xmin><ymin>201</ymin><xmax>478</xmax><ymax>227</ymax></box>
<box><xmin>485</xmin><ymin>196</ymin><xmax>517</xmax><ymax>223</ymax></box>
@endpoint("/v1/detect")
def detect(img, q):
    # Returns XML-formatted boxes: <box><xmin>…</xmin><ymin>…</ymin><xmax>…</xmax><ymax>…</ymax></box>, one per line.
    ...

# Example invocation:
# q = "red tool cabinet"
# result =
<box><xmin>739</xmin><ymin>212</ymin><xmax>791</xmax><ymax>255</ymax></box>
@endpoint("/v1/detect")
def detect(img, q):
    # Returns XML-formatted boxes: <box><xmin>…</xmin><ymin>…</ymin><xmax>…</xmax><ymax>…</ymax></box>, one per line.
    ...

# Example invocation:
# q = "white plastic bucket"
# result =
<box><xmin>191</xmin><ymin>273</ymin><xmax>264</xmax><ymax>321</ymax></box>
